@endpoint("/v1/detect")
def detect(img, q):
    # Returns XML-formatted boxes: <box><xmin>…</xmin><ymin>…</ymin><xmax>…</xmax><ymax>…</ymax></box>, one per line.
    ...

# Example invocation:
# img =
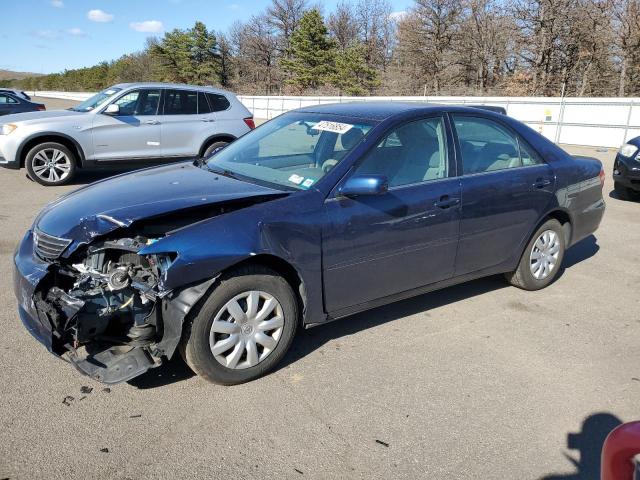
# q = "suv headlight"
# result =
<box><xmin>0</xmin><ymin>124</ymin><xmax>17</xmax><ymax>135</ymax></box>
<box><xmin>619</xmin><ymin>143</ymin><xmax>639</xmax><ymax>158</ymax></box>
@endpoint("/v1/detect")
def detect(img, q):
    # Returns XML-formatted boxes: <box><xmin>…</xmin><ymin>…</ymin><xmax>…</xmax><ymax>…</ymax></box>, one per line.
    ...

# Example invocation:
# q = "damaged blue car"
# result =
<box><xmin>13</xmin><ymin>103</ymin><xmax>606</xmax><ymax>385</ymax></box>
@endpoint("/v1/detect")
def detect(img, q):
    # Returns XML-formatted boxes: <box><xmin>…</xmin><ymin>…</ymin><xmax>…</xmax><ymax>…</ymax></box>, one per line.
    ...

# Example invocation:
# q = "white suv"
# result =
<box><xmin>0</xmin><ymin>83</ymin><xmax>255</xmax><ymax>185</ymax></box>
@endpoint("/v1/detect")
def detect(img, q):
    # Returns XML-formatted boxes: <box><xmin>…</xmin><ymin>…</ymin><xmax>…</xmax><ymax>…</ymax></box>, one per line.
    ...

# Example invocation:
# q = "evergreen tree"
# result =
<box><xmin>331</xmin><ymin>43</ymin><xmax>380</xmax><ymax>95</ymax></box>
<box><xmin>151</xmin><ymin>21</ymin><xmax>221</xmax><ymax>85</ymax></box>
<box><xmin>281</xmin><ymin>9</ymin><xmax>336</xmax><ymax>91</ymax></box>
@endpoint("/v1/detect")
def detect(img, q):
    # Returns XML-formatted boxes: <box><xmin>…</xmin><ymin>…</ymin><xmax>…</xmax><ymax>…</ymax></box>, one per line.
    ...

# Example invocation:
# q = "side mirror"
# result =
<box><xmin>104</xmin><ymin>104</ymin><xmax>120</xmax><ymax>115</ymax></box>
<box><xmin>339</xmin><ymin>175</ymin><xmax>388</xmax><ymax>197</ymax></box>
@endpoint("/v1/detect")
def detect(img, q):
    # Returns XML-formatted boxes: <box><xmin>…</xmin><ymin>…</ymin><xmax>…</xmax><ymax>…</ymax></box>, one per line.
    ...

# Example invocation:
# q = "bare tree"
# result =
<box><xmin>328</xmin><ymin>1</ymin><xmax>359</xmax><ymax>50</ymax></box>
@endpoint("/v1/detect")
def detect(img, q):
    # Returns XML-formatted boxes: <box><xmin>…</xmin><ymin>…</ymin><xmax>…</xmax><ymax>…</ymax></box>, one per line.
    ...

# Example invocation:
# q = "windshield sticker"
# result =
<box><xmin>288</xmin><ymin>174</ymin><xmax>304</xmax><ymax>185</ymax></box>
<box><xmin>104</xmin><ymin>89</ymin><xmax>118</xmax><ymax>95</ymax></box>
<box><xmin>312</xmin><ymin>121</ymin><xmax>353</xmax><ymax>135</ymax></box>
<box><xmin>301</xmin><ymin>178</ymin><xmax>315</xmax><ymax>188</ymax></box>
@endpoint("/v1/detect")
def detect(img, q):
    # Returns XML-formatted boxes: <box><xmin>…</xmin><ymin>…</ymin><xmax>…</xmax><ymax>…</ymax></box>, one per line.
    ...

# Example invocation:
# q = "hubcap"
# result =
<box><xmin>32</xmin><ymin>148</ymin><xmax>71</xmax><ymax>183</ymax></box>
<box><xmin>209</xmin><ymin>291</ymin><xmax>284</xmax><ymax>370</ymax></box>
<box><xmin>530</xmin><ymin>229</ymin><xmax>561</xmax><ymax>280</ymax></box>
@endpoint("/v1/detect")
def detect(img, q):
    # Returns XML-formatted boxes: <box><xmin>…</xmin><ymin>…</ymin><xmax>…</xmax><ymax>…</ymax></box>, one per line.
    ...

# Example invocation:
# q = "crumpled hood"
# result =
<box><xmin>4</xmin><ymin>109</ymin><xmax>85</xmax><ymax>125</ymax></box>
<box><xmin>35</xmin><ymin>162</ymin><xmax>286</xmax><ymax>244</ymax></box>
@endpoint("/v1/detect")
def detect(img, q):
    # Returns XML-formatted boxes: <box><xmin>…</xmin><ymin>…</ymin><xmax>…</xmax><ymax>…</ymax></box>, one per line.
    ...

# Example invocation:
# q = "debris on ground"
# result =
<box><xmin>375</xmin><ymin>439</ymin><xmax>389</xmax><ymax>447</ymax></box>
<box><xmin>294</xmin><ymin>468</ymin><xmax>304</xmax><ymax>474</ymax></box>
<box><xmin>130</xmin><ymin>414</ymin><xmax>142</xmax><ymax>418</ymax></box>
<box><xmin>102</xmin><ymin>388</ymin><xmax>111</xmax><ymax>393</ymax></box>
<box><xmin>62</xmin><ymin>396</ymin><xmax>74</xmax><ymax>406</ymax></box>
<box><xmin>78</xmin><ymin>396</ymin><xmax>87</xmax><ymax>401</ymax></box>
<box><xmin>100</xmin><ymin>448</ymin><xmax>109</xmax><ymax>453</ymax></box>
<box><xmin>80</xmin><ymin>386</ymin><xmax>93</xmax><ymax>394</ymax></box>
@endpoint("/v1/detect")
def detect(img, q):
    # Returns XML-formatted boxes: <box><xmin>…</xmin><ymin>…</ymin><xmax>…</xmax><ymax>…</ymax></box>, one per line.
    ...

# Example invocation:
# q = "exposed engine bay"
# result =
<box><xmin>34</xmin><ymin>236</ymin><xmax>173</xmax><ymax>382</ymax></box>
<box><xmin>20</xmin><ymin>192</ymin><xmax>288</xmax><ymax>383</ymax></box>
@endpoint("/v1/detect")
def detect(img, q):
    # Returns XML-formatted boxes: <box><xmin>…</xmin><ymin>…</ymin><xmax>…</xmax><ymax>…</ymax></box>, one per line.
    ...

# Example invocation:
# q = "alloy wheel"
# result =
<box><xmin>31</xmin><ymin>148</ymin><xmax>72</xmax><ymax>183</ymax></box>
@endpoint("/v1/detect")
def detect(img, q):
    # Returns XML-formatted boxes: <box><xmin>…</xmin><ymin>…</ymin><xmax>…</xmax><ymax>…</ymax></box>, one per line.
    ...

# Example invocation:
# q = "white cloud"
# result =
<box><xmin>66</xmin><ymin>28</ymin><xmax>87</xmax><ymax>37</ymax></box>
<box><xmin>51</xmin><ymin>0</ymin><xmax>64</xmax><ymax>8</ymax></box>
<box><xmin>129</xmin><ymin>20</ymin><xmax>164</xmax><ymax>33</ymax></box>
<box><xmin>87</xmin><ymin>9</ymin><xmax>114</xmax><ymax>23</ymax></box>
<box><xmin>389</xmin><ymin>11</ymin><xmax>407</xmax><ymax>21</ymax></box>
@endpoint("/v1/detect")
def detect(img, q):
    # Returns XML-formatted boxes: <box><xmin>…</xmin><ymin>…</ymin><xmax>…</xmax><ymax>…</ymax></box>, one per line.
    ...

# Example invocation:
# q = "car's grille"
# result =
<box><xmin>33</xmin><ymin>229</ymin><xmax>72</xmax><ymax>260</ymax></box>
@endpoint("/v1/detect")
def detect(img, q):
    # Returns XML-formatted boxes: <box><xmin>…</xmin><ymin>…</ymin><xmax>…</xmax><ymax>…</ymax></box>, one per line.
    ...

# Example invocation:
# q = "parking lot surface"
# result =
<box><xmin>1</xmin><ymin>99</ymin><xmax>639</xmax><ymax>479</ymax></box>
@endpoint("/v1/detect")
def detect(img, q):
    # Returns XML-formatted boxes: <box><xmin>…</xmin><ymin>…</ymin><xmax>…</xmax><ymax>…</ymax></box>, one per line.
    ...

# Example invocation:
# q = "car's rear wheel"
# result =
<box><xmin>505</xmin><ymin>218</ymin><xmax>565</xmax><ymax>290</ymax></box>
<box><xmin>180</xmin><ymin>266</ymin><xmax>298</xmax><ymax>385</ymax></box>
<box><xmin>25</xmin><ymin>142</ymin><xmax>77</xmax><ymax>186</ymax></box>
<box><xmin>202</xmin><ymin>141</ymin><xmax>230</xmax><ymax>159</ymax></box>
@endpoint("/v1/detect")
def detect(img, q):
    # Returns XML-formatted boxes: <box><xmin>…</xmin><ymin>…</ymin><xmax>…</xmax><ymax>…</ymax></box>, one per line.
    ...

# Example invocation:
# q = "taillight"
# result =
<box><xmin>243</xmin><ymin>117</ymin><xmax>255</xmax><ymax>129</ymax></box>
<box><xmin>599</xmin><ymin>167</ymin><xmax>605</xmax><ymax>189</ymax></box>
<box><xmin>37</xmin><ymin>105</ymin><xmax>46</xmax><ymax>111</ymax></box>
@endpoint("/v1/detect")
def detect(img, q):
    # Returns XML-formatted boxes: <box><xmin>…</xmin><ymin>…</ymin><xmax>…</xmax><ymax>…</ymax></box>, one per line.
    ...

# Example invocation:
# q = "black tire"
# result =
<box><xmin>505</xmin><ymin>218</ymin><xmax>566</xmax><ymax>291</ymax></box>
<box><xmin>180</xmin><ymin>266</ymin><xmax>298</xmax><ymax>385</ymax></box>
<box><xmin>614</xmin><ymin>181</ymin><xmax>639</xmax><ymax>201</ymax></box>
<box><xmin>25</xmin><ymin>142</ymin><xmax>77</xmax><ymax>186</ymax></box>
<box><xmin>202</xmin><ymin>141</ymin><xmax>230</xmax><ymax>159</ymax></box>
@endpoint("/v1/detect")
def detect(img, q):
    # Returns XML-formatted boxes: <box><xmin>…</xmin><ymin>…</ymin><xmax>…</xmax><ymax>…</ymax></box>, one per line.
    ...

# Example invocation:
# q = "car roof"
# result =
<box><xmin>295</xmin><ymin>101</ymin><xmax>504</xmax><ymax>121</ymax></box>
<box><xmin>110</xmin><ymin>82</ymin><xmax>233</xmax><ymax>96</ymax></box>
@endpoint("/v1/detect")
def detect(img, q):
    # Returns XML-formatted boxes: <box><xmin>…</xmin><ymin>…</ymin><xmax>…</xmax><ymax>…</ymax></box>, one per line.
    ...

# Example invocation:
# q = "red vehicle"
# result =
<box><xmin>602</xmin><ymin>421</ymin><xmax>640</xmax><ymax>480</ymax></box>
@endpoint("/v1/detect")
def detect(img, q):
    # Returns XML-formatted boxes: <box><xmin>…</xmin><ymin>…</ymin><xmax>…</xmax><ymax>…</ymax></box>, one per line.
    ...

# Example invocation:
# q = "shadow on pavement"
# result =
<box><xmin>128</xmin><ymin>354</ymin><xmax>195</xmax><ymax>389</ymax></box>
<box><xmin>562</xmin><ymin>235</ymin><xmax>599</xmax><ymax>270</ymax></box>
<box><xmin>541</xmin><ymin>412</ymin><xmax>622</xmax><ymax>480</ymax></box>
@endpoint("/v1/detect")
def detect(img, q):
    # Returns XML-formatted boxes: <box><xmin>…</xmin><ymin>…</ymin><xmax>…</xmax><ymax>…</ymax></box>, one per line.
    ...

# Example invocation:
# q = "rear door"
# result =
<box><xmin>90</xmin><ymin>88</ymin><xmax>162</xmax><ymax>161</ymax></box>
<box><xmin>160</xmin><ymin>89</ymin><xmax>216</xmax><ymax>158</ymax></box>
<box><xmin>452</xmin><ymin>114</ymin><xmax>555</xmax><ymax>275</ymax></box>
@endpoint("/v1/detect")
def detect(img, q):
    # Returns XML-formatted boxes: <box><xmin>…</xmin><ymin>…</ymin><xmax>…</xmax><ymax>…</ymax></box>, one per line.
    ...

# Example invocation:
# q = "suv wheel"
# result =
<box><xmin>181</xmin><ymin>266</ymin><xmax>298</xmax><ymax>385</ymax></box>
<box><xmin>505</xmin><ymin>218</ymin><xmax>565</xmax><ymax>290</ymax></box>
<box><xmin>26</xmin><ymin>142</ymin><xmax>77</xmax><ymax>186</ymax></box>
<box><xmin>202</xmin><ymin>141</ymin><xmax>229</xmax><ymax>159</ymax></box>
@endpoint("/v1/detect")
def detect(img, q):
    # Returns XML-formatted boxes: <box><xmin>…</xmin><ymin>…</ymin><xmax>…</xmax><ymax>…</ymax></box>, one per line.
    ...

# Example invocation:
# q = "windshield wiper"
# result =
<box><xmin>205</xmin><ymin>164</ymin><xmax>240</xmax><ymax>180</ymax></box>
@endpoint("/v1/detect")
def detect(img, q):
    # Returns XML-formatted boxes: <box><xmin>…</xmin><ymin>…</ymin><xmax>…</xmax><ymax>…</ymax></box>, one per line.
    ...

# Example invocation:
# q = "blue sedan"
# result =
<box><xmin>13</xmin><ymin>103</ymin><xmax>606</xmax><ymax>385</ymax></box>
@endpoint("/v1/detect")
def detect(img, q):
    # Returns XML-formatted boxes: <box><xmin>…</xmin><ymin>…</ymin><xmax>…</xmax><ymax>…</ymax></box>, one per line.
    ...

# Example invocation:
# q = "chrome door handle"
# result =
<box><xmin>144</xmin><ymin>120</ymin><xmax>160</xmax><ymax>125</ymax></box>
<box><xmin>200</xmin><ymin>118</ymin><xmax>215</xmax><ymax>122</ymax></box>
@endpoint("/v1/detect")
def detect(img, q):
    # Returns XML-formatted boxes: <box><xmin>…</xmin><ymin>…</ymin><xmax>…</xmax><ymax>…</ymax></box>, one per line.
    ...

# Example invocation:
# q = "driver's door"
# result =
<box><xmin>90</xmin><ymin>88</ymin><xmax>162</xmax><ymax>161</ymax></box>
<box><xmin>321</xmin><ymin>116</ymin><xmax>461</xmax><ymax>313</ymax></box>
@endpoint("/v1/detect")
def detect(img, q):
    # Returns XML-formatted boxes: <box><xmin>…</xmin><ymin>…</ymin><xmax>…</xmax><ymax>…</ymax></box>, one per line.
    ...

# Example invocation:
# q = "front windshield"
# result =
<box><xmin>70</xmin><ymin>87</ymin><xmax>122</xmax><ymax>112</ymax></box>
<box><xmin>205</xmin><ymin>113</ymin><xmax>375</xmax><ymax>190</ymax></box>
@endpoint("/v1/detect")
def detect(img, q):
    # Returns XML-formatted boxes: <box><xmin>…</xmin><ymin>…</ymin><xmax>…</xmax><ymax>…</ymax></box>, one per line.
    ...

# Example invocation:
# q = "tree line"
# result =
<box><xmin>10</xmin><ymin>0</ymin><xmax>640</xmax><ymax>97</ymax></box>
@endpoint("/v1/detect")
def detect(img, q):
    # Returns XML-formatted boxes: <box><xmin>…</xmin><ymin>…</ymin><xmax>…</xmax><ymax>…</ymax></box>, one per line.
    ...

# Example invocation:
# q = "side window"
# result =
<box><xmin>0</xmin><ymin>94</ymin><xmax>19</xmax><ymax>104</ymax></box>
<box><xmin>206</xmin><ymin>93</ymin><xmax>231</xmax><ymax>112</ymax></box>
<box><xmin>519</xmin><ymin>139</ymin><xmax>543</xmax><ymax>166</ymax></box>
<box><xmin>453</xmin><ymin>116</ymin><xmax>522</xmax><ymax>174</ymax></box>
<box><xmin>112</xmin><ymin>89</ymin><xmax>160</xmax><ymax>116</ymax></box>
<box><xmin>353</xmin><ymin>117</ymin><xmax>448</xmax><ymax>188</ymax></box>
<box><xmin>198</xmin><ymin>92</ymin><xmax>212</xmax><ymax>114</ymax></box>
<box><xmin>164</xmin><ymin>89</ymin><xmax>198</xmax><ymax>115</ymax></box>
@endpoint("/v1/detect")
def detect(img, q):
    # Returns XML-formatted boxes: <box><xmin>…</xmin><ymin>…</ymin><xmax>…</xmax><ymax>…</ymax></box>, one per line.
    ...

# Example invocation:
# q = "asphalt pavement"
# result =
<box><xmin>0</xmin><ymin>98</ymin><xmax>639</xmax><ymax>479</ymax></box>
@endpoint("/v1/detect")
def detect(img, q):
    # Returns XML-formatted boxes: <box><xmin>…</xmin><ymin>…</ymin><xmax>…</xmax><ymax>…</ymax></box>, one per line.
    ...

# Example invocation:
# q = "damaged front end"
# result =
<box><xmin>18</xmin><ymin>232</ymin><xmax>214</xmax><ymax>384</ymax></box>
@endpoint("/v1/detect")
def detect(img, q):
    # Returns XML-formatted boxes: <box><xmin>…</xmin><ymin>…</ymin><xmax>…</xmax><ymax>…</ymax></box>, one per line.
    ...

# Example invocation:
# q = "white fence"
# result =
<box><xmin>29</xmin><ymin>91</ymin><xmax>640</xmax><ymax>148</ymax></box>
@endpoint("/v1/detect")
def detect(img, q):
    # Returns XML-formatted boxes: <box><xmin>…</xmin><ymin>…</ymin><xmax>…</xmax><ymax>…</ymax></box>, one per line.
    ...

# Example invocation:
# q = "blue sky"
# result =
<box><xmin>2</xmin><ymin>0</ymin><xmax>413</xmax><ymax>74</ymax></box>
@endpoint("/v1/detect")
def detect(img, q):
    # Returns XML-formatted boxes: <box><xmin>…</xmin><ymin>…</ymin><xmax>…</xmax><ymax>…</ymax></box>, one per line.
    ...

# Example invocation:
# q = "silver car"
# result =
<box><xmin>0</xmin><ymin>83</ymin><xmax>255</xmax><ymax>185</ymax></box>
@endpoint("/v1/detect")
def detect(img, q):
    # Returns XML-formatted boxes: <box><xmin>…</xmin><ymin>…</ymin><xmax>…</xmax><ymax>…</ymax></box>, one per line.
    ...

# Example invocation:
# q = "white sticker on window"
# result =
<box><xmin>312</xmin><ymin>121</ymin><xmax>353</xmax><ymax>135</ymax></box>
<box><xmin>301</xmin><ymin>178</ymin><xmax>315</xmax><ymax>188</ymax></box>
<box><xmin>288</xmin><ymin>174</ymin><xmax>304</xmax><ymax>185</ymax></box>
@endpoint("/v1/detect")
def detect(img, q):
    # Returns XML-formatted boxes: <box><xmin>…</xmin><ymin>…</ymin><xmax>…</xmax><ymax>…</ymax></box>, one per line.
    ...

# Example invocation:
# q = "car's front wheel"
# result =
<box><xmin>181</xmin><ymin>266</ymin><xmax>298</xmax><ymax>385</ymax></box>
<box><xmin>25</xmin><ymin>142</ymin><xmax>77</xmax><ymax>186</ymax></box>
<box><xmin>614</xmin><ymin>181</ymin><xmax>639</xmax><ymax>201</ymax></box>
<box><xmin>505</xmin><ymin>218</ymin><xmax>565</xmax><ymax>290</ymax></box>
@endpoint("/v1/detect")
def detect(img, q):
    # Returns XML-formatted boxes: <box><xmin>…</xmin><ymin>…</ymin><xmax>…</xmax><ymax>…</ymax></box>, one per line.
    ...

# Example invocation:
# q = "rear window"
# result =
<box><xmin>164</xmin><ymin>89</ymin><xmax>198</xmax><ymax>115</ymax></box>
<box><xmin>206</xmin><ymin>93</ymin><xmax>230</xmax><ymax>112</ymax></box>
